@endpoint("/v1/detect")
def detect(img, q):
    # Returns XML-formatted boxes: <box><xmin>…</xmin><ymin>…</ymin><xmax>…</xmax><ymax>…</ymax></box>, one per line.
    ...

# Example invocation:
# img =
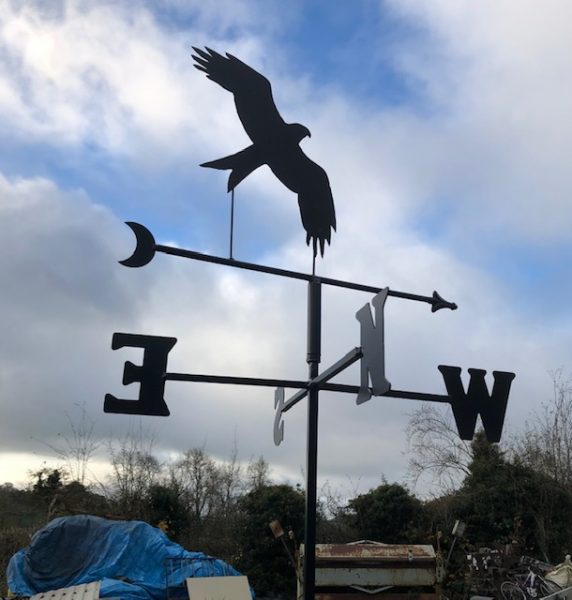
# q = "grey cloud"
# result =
<box><xmin>1</xmin><ymin>1</ymin><xmax>572</xmax><ymax>498</ymax></box>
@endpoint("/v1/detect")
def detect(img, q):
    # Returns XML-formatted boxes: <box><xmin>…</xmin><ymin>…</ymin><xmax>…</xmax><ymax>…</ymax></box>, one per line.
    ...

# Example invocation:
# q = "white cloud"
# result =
<box><xmin>1</xmin><ymin>1</ymin><xmax>571</xmax><ymax>499</ymax></box>
<box><xmin>0</xmin><ymin>1</ymin><xmax>267</xmax><ymax>164</ymax></box>
<box><xmin>382</xmin><ymin>0</ymin><xmax>572</xmax><ymax>242</ymax></box>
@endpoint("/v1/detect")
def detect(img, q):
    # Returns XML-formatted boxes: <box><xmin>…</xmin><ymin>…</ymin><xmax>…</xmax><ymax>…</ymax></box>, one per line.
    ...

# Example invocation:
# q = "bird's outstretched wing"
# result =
<box><xmin>192</xmin><ymin>47</ymin><xmax>286</xmax><ymax>143</ymax></box>
<box><xmin>291</xmin><ymin>152</ymin><xmax>337</xmax><ymax>257</ymax></box>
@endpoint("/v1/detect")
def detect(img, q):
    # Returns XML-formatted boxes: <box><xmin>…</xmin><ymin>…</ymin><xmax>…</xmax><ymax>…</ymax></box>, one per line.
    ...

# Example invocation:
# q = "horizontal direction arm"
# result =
<box><xmin>321</xmin><ymin>383</ymin><xmax>451</xmax><ymax>404</ymax></box>
<box><xmin>164</xmin><ymin>369</ymin><xmax>451</xmax><ymax>404</ymax></box>
<box><xmin>156</xmin><ymin>244</ymin><xmax>456</xmax><ymax>310</ymax></box>
<box><xmin>119</xmin><ymin>223</ymin><xmax>457</xmax><ymax>311</ymax></box>
<box><xmin>165</xmin><ymin>347</ymin><xmax>362</xmax><ymax>396</ymax></box>
<box><xmin>164</xmin><ymin>372</ymin><xmax>309</xmax><ymax>389</ymax></box>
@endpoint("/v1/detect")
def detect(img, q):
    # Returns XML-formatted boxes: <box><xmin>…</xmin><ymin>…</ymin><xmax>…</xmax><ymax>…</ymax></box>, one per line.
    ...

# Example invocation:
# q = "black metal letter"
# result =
<box><xmin>355</xmin><ymin>288</ymin><xmax>391</xmax><ymax>404</ymax></box>
<box><xmin>438</xmin><ymin>365</ymin><xmax>516</xmax><ymax>443</ymax></box>
<box><xmin>104</xmin><ymin>332</ymin><xmax>177</xmax><ymax>416</ymax></box>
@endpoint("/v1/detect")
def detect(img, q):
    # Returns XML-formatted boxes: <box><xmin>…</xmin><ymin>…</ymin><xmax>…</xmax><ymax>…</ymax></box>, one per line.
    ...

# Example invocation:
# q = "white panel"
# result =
<box><xmin>31</xmin><ymin>581</ymin><xmax>101</xmax><ymax>600</ymax></box>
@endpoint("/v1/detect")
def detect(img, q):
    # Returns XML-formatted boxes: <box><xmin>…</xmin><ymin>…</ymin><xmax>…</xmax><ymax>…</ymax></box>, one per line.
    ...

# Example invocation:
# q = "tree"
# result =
<box><xmin>203</xmin><ymin>447</ymin><xmax>243</xmax><ymax>560</ymax></box>
<box><xmin>43</xmin><ymin>402</ymin><xmax>100</xmax><ymax>486</ymax></box>
<box><xmin>147</xmin><ymin>483</ymin><xmax>189</xmax><ymax>539</ymax></box>
<box><xmin>31</xmin><ymin>466</ymin><xmax>65</xmax><ymax>494</ymax></box>
<box><xmin>348</xmin><ymin>481</ymin><xmax>426</xmax><ymax>543</ymax></box>
<box><xmin>215</xmin><ymin>446</ymin><xmax>242</xmax><ymax>517</ymax></box>
<box><xmin>316</xmin><ymin>480</ymin><xmax>359</xmax><ymax>543</ymax></box>
<box><xmin>512</xmin><ymin>370</ymin><xmax>572</xmax><ymax>488</ymax></box>
<box><xmin>406</xmin><ymin>404</ymin><xmax>473</xmax><ymax>494</ymax></box>
<box><xmin>165</xmin><ymin>446</ymin><xmax>246</xmax><ymax>558</ymax></box>
<box><xmin>171</xmin><ymin>448</ymin><xmax>220</xmax><ymax>523</ymax></box>
<box><xmin>236</xmin><ymin>484</ymin><xmax>305</xmax><ymax>597</ymax></box>
<box><xmin>454</xmin><ymin>432</ymin><xmax>572</xmax><ymax>562</ymax></box>
<box><xmin>245</xmin><ymin>455</ymin><xmax>270</xmax><ymax>492</ymax></box>
<box><xmin>107</xmin><ymin>427</ymin><xmax>160</xmax><ymax>518</ymax></box>
<box><xmin>27</xmin><ymin>467</ymin><xmax>108</xmax><ymax>522</ymax></box>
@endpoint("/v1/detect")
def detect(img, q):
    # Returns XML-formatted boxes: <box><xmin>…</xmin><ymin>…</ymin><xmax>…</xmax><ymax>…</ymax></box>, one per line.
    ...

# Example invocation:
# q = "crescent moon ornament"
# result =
<box><xmin>120</xmin><ymin>222</ymin><xmax>156</xmax><ymax>267</ymax></box>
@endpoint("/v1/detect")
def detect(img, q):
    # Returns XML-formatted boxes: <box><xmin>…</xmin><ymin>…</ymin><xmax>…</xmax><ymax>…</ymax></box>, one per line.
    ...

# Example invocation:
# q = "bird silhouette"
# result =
<box><xmin>192</xmin><ymin>46</ymin><xmax>336</xmax><ymax>257</ymax></box>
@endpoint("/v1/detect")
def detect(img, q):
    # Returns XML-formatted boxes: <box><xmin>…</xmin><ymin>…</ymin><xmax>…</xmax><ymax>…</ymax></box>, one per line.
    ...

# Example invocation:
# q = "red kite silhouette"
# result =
<box><xmin>192</xmin><ymin>47</ymin><xmax>336</xmax><ymax>257</ymax></box>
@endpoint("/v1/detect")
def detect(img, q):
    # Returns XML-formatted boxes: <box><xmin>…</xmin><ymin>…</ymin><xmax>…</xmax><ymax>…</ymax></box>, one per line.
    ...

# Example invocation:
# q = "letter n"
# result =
<box><xmin>438</xmin><ymin>365</ymin><xmax>516</xmax><ymax>442</ymax></box>
<box><xmin>355</xmin><ymin>288</ymin><xmax>391</xmax><ymax>405</ymax></box>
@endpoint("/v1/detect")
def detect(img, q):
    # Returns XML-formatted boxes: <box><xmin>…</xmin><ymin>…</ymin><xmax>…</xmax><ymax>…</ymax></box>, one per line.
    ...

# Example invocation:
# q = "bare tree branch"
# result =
<box><xmin>511</xmin><ymin>369</ymin><xmax>572</xmax><ymax>487</ymax></box>
<box><xmin>405</xmin><ymin>404</ymin><xmax>472</xmax><ymax>494</ymax></box>
<box><xmin>40</xmin><ymin>402</ymin><xmax>100</xmax><ymax>486</ymax></box>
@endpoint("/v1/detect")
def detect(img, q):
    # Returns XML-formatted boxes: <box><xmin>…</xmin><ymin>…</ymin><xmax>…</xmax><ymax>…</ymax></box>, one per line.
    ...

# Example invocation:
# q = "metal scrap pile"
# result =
<box><xmin>462</xmin><ymin>550</ymin><xmax>568</xmax><ymax>600</ymax></box>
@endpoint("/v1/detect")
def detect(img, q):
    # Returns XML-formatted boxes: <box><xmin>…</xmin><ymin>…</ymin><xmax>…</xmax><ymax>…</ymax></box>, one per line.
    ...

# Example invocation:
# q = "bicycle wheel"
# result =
<box><xmin>538</xmin><ymin>577</ymin><xmax>562</xmax><ymax>598</ymax></box>
<box><xmin>501</xmin><ymin>581</ymin><xmax>527</xmax><ymax>600</ymax></box>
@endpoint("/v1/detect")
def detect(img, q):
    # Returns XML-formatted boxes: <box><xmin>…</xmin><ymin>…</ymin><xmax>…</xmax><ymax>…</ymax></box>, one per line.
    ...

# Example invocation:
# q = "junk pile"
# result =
<box><xmin>463</xmin><ymin>550</ymin><xmax>568</xmax><ymax>599</ymax></box>
<box><xmin>6</xmin><ymin>515</ymin><xmax>243</xmax><ymax>600</ymax></box>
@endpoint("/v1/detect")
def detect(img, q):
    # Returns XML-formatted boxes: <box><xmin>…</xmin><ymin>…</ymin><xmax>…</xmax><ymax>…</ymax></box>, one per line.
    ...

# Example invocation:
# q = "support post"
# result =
<box><xmin>303</xmin><ymin>279</ymin><xmax>321</xmax><ymax>600</ymax></box>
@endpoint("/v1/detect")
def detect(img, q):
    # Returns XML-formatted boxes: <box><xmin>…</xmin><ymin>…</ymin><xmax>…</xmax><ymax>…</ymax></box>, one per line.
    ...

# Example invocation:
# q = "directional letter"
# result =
<box><xmin>273</xmin><ymin>387</ymin><xmax>285</xmax><ymax>446</ymax></box>
<box><xmin>438</xmin><ymin>365</ymin><xmax>516</xmax><ymax>443</ymax></box>
<box><xmin>104</xmin><ymin>332</ymin><xmax>177</xmax><ymax>416</ymax></box>
<box><xmin>355</xmin><ymin>288</ymin><xmax>391</xmax><ymax>404</ymax></box>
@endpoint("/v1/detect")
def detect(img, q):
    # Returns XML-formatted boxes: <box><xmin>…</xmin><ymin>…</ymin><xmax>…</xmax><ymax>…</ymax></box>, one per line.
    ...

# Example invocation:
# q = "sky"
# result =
<box><xmin>1</xmin><ymin>0</ymin><xmax>572</xmax><ymax>499</ymax></box>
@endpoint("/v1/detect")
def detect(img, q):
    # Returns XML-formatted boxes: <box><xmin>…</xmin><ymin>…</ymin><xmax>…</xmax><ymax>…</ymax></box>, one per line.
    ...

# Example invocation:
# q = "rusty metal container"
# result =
<box><xmin>299</xmin><ymin>540</ymin><xmax>442</xmax><ymax>599</ymax></box>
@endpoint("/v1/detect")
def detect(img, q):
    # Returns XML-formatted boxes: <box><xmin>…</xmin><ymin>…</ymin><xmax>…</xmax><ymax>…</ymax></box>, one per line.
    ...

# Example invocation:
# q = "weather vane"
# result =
<box><xmin>193</xmin><ymin>47</ymin><xmax>336</xmax><ymax>266</ymax></box>
<box><xmin>105</xmin><ymin>47</ymin><xmax>516</xmax><ymax>600</ymax></box>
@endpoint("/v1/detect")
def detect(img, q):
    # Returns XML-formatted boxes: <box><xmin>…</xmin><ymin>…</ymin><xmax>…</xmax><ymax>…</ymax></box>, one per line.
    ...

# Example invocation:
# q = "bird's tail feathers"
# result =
<box><xmin>200</xmin><ymin>145</ymin><xmax>264</xmax><ymax>192</ymax></box>
<box><xmin>200</xmin><ymin>156</ymin><xmax>235</xmax><ymax>169</ymax></box>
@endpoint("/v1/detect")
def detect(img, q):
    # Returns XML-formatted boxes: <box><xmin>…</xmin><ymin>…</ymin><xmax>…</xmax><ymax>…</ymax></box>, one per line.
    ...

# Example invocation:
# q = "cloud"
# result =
<box><xmin>0</xmin><ymin>1</ymin><xmax>267</xmax><ymax>164</ymax></box>
<box><xmin>0</xmin><ymin>158</ymin><xmax>567</xmax><ymax>496</ymax></box>
<box><xmin>382</xmin><ymin>0</ymin><xmax>572</xmax><ymax>243</ymax></box>
<box><xmin>0</xmin><ymin>173</ymin><xmax>144</xmax><ymax>446</ymax></box>
<box><xmin>1</xmin><ymin>1</ymin><xmax>571</xmax><ymax>499</ymax></box>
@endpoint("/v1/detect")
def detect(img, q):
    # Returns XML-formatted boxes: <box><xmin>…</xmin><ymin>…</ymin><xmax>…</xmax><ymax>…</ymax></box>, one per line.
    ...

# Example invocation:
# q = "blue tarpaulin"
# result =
<box><xmin>7</xmin><ymin>515</ymin><xmax>243</xmax><ymax>600</ymax></box>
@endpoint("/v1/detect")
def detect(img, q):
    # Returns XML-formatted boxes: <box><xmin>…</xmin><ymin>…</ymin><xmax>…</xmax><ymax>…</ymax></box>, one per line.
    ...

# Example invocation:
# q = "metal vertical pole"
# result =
<box><xmin>303</xmin><ymin>278</ymin><xmax>321</xmax><ymax>600</ymax></box>
<box><xmin>229</xmin><ymin>188</ymin><xmax>235</xmax><ymax>259</ymax></box>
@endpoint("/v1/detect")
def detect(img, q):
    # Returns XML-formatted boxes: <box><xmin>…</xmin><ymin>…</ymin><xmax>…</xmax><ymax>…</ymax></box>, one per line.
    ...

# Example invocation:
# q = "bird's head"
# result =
<box><xmin>289</xmin><ymin>123</ymin><xmax>311</xmax><ymax>143</ymax></box>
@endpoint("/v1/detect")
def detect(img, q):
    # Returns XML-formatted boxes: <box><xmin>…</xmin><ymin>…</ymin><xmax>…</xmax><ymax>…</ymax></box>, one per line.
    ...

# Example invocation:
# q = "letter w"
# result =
<box><xmin>438</xmin><ymin>365</ymin><xmax>516</xmax><ymax>443</ymax></box>
<box><xmin>355</xmin><ymin>288</ymin><xmax>391</xmax><ymax>405</ymax></box>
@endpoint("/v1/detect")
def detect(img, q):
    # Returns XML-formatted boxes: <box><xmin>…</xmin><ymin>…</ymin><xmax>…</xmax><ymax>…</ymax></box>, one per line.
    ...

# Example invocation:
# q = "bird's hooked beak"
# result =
<box><xmin>291</xmin><ymin>123</ymin><xmax>311</xmax><ymax>142</ymax></box>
